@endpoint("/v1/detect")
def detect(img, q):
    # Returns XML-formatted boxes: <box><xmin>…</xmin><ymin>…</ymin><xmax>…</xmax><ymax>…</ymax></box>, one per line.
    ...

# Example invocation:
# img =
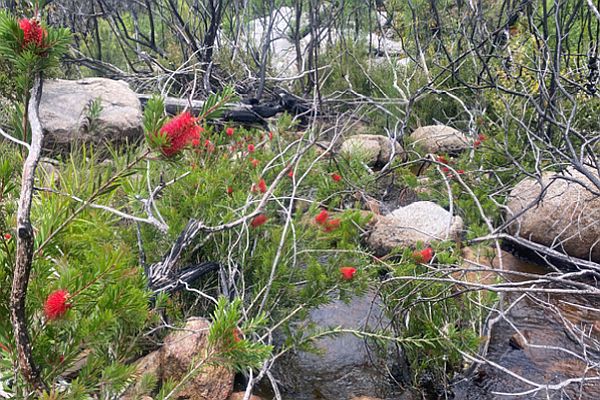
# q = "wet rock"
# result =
<box><xmin>409</xmin><ymin>125</ymin><xmax>469</xmax><ymax>154</ymax></box>
<box><xmin>453</xmin><ymin>247</ymin><xmax>521</xmax><ymax>287</ymax></box>
<box><xmin>40</xmin><ymin>78</ymin><xmax>143</xmax><ymax>154</ymax></box>
<box><xmin>452</xmin><ymin>291</ymin><xmax>600</xmax><ymax>399</ymax></box>
<box><xmin>367</xmin><ymin>201</ymin><xmax>463</xmax><ymax>255</ymax></box>
<box><xmin>351</xmin><ymin>397</ymin><xmax>383</xmax><ymax>400</ymax></box>
<box><xmin>451</xmin><ymin>256</ymin><xmax>600</xmax><ymax>399</ymax></box>
<box><xmin>121</xmin><ymin>317</ymin><xmax>234</xmax><ymax>400</ymax></box>
<box><xmin>271</xmin><ymin>291</ymin><xmax>410</xmax><ymax>399</ymax></box>
<box><xmin>340</xmin><ymin>134</ymin><xmax>405</xmax><ymax>167</ymax></box>
<box><xmin>228</xmin><ymin>392</ymin><xmax>264</xmax><ymax>400</ymax></box>
<box><xmin>506</xmin><ymin>167</ymin><xmax>600</xmax><ymax>262</ymax></box>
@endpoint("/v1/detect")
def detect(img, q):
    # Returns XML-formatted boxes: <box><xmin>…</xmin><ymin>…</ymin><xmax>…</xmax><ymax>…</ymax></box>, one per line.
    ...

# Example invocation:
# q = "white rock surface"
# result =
<box><xmin>367</xmin><ymin>201</ymin><xmax>463</xmax><ymax>255</ymax></box>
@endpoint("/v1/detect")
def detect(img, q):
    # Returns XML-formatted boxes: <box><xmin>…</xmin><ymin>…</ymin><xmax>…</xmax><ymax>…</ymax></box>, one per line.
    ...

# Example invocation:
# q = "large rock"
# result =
<box><xmin>367</xmin><ymin>201</ymin><xmax>463</xmax><ymax>255</ymax></box>
<box><xmin>340</xmin><ymin>134</ymin><xmax>405</xmax><ymax>167</ymax></box>
<box><xmin>271</xmin><ymin>291</ymin><xmax>410</xmax><ymax>399</ymax></box>
<box><xmin>121</xmin><ymin>318</ymin><xmax>234</xmax><ymax>400</ymax></box>
<box><xmin>409</xmin><ymin>125</ymin><xmax>469</xmax><ymax>154</ymax></box>
<box><xmin>40</xmin><ymin>78</ymin><xmax>143</xmax><ymax>154</ymax></box>
<box><xmin>506</xmin><ymin>168</ymin><xmax>600</xmax><ymax>262</ymax></box>
<box><xmin>234</xmin><ymin>7</ymin><xmax>404</xmax><ymax>79</ymax></box>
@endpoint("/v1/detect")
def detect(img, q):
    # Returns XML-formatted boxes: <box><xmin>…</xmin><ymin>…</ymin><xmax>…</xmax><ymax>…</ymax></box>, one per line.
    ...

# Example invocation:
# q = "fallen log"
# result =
<box><xmin>137</xmin><ymin>91</ymin><xmax>313</xmax><ymax>126</ymax></box>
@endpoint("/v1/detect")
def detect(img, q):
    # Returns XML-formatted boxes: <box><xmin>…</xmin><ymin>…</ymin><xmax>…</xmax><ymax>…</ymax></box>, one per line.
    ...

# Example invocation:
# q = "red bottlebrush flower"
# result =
<box><xmin>331</xmin><ymin>173</ymin><xmax>342</xmax><ymax>182</ymax></box>
<box><xmin>19</xmin><ymin>18</ymin><xmax>45</xmax><ymax>48</ymax></box>
<box><xmin>191</xmin><ymin>138</ymin><xmax>200</xmax><ymax>147</ymax></box>
<box><xmin>441</xmin><ymin>166</ymin><xmax>450</xmax><ymax>173</ymax></box>
<box><xmin>457</xmin><ymin>169</ymin><xmax>465</xmax><ymax>174</ymax></box>
<box><xmin>478</xmin><ymin>133</ymin><xmax>487</xmax><ymax>141</ymax></box>
<box><xmin>287</xmin><ymin>169</ymin><xmax>294</xmax><ymax>178</ymax></box>
<box><xmin>257</xmin><ymin>178</ymin><xmax>267</xmax><ymax>193</ymax></box>
<box><xmin>226</xmin><ymin>127</ymin><xmax>234</xmax><ymax>136</ymax></box>
<box><xmin>248</xmin><ymin>144</ymin><xmax>255</xmax><ymax>153</ymax></box>
<box><xmin>250</xmin><ymin>214</ymin><xmax>268</xmax><ymax>228</ymax></box>
<box><xmin>473</xmin><ymin>140</ymin><xmax>481</xmax><ymax>148</ymax></box>
<box><xmin>413</xmin><ymin>247</ymin><xmax>434</xmax><ymax>263</ymax></box>
<box><xmin>315</xmin><ymin>210</ymin><xmax>329</xmax><ymax>225</ymax></box>
<box><xmin>156</xmin><ymin>112</ymin><xmax>201</xmax><ymax>157</ymax></box>
<box><xmin>44</xmin><ymin>289</ymin><xmax>71</xmax><ymax>320</ymax></box>
<box><xmin>3</xmin><ymin>233</ymin><xmax>11</xmax><ymax>240</ymax></box>
<box><xmin>227</xmin><ymin>186</ymin><xmax>234</xmax><ymax>195</ymax></box>
<box><xmin>339</xmin><ymin>267</ymin><xmax>357</xmax><ymax>280</ymax></box>
<box><xmin>268</xmin><ymin>131</ymin><xmax>274</xmax><ymax>140</ymax></box>
<box><xmin>324</xmin><ymin>218</ymin><xmax>341</xmax><ymax>232</ymax></box>
<box><xmin>250</xmin><ymin>158</ymin><xmax>260</xmax><ymax>168</ymax></box>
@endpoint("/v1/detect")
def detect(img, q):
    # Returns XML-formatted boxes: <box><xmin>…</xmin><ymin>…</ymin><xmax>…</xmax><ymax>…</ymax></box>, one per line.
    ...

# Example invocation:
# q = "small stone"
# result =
<box><xmin>509</xmin><ymin>331</ymin><xmax>530</xmax><ymax>350</ymax></box>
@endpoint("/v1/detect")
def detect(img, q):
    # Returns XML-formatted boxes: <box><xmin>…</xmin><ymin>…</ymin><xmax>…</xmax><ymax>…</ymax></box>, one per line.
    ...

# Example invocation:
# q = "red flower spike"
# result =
<box><xmin>324</xmin><ymin>218</ymin><xmax>341</xmax><ymax>232</ymax></box>
<box><xmin>19</xmin><ymin>18</ymin><xmax>45</xmax><ymax>48</ymax></box>
<box><xmin>226</xmin><ymin>127</ymin><xmax>234</xmax><ymax>136</ymax></box>
<box><xmin>331</xmin><ymin>173</ymin><xmax>342</xmax><ymax>182</ymax></box>
<box><xmin>287</xmin><ymin>169</ymin><xmax>294</xmax><ymax>178</ymax></box>
<box><xmin>191</xmin><ymin>138</ymin><xmax>200</xmax><ymax>147</ymax></box>
<box><xmin>339</xmin><ymin>267</ymin><xmax>357</xmax><ymax>280</ymax></box>
<box><xmin>258</xmin><ymin>179</ymin><xmax>267</xmax><ymax>193</ymax></box>
<box><xmin>457</xmin><ymin>169</ymin><xmax>465</xmax><ymax>174</ymax></box>
<box><xmin>413</xmin><ymin>247</ymin><xmax>434</xmax><ymax>264</ymax></box>
<box><xmin>3</xmin><ymin>233</ymin><xmax>11</xmax><ymax>240</ymax></box>
<box><xmin>268</xmin><ymin>131</ymin><xmax>274</xmax><ymax>140</ymax></box>
<box><xmin>44</xmin><ymin>289</ymin><xmax>71</xmax><ymax>320</ymax></box>
<box><xmin>478</xmin><ymin>134</ymin><xmax>487</xmax><ymax>141</ymax></box>
<box><xmin>441</xmin><ymin>167</ymin><xmax>450</xmax><ymax>173</ymax></box>
<box><xmin>473</xmin><ymin>140</ymin><xmax>481</xmax><ymax>148</ymax></box>
<box><xmin>315</xmin><ymin>210</ymin><xmax>329</xmax><ymax>225</ymax></box>
<box><xmin>227</xmin><ymin>186</ymin><xmax>233</xmax><ymax>195</ymax></box>
<box><xmin>251</xmin><ymin>214</ymin><xmax>268</xmax><ymax>228</ymax></box>
<box><xmin>250</xmin><ymin>158</ymin><xmax>260</xmax><ymax>168</ymax></box>
<box><xmin>157</xmin><ymin>112</ymin><xmax>202</xmax><ymax>157</ymax></box>
<box><xmin>248</xmin><ymin>144</ymin><xmax>255</xmax><ymax>153</ymax></box>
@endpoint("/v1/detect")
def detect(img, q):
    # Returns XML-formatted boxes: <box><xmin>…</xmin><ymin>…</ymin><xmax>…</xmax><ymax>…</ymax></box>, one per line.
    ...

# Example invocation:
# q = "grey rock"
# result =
<box><xmin>409</xmin><ymin>125</ymin><xmax>469</xmax><ymax>154</ymax></box>
<box><xmin>340</xmin><ymin>134</ymin><xmax>405</xmax><ymax>167</ymax></box>
<box><xmin>40</xmin><ymin>78</ymin><xmax>143</xmax><ymax>154</ymax></box>
<box><xmin>367</xmin><ymin>201</ymin><xmax>463</xmax><ymax>255</ymax></box>
<box><xmin>506</xmin><ymin>167</ymin><xmax>600</xmax><ymax>262</ymax></box>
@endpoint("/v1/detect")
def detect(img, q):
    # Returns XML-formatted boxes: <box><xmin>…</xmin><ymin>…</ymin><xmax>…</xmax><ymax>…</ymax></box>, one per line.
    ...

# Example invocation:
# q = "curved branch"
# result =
<box><xmin>10</xmin><ymin>73</ymin><xmax>46</xmax><ymax>392</ymax></box>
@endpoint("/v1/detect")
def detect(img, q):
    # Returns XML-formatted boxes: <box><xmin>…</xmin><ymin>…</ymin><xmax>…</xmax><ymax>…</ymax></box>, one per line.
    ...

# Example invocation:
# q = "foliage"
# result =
<box><xmin>0</xmin><ymin>10</ymin><xmax>71</xmax><ymax>96</ymax></box>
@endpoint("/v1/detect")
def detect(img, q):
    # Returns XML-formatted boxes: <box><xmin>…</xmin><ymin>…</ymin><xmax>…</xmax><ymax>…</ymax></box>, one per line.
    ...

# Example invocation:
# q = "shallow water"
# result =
<box><xmin>453</xmin><ymin>251</ymin><xmax>600</xmax><ymax>399</ymax></box>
